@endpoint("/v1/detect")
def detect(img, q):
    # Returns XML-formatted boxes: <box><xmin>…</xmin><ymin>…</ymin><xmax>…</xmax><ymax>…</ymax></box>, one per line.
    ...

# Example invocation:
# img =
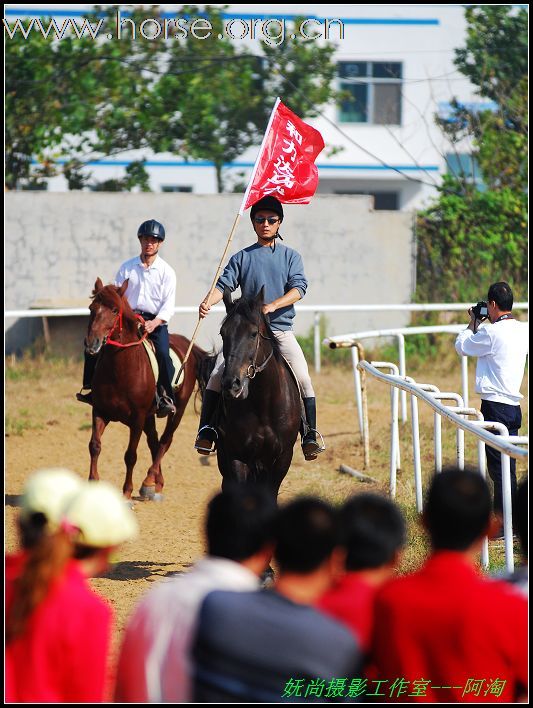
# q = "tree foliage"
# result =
<box><xmin>416</xmin><ymin>5</ymin><xmax>528</xmax><ymax>303</ymax></box>
<box><xmin>5</xmin><ymin>5</ymin><xmax>339</xmax><ymax>192</ymax></box>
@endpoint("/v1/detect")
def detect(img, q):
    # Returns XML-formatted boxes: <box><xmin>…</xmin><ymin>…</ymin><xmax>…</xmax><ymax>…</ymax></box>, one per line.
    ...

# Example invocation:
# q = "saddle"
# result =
<box><xmin>279</xmin><ymin>354</ymin><xmax>307</xmax><ymax>435</ymax></box>
<box><xmin>142</xmin><ymin>340</ymin><xmax>185</xmax><ymax>390</ymax></box>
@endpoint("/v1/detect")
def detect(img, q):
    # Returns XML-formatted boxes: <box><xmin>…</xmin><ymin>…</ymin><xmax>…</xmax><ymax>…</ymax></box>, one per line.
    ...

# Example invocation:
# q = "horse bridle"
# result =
<box><xmin>246</xmin><ymin>331</ymin><xmax>273</xmax><ymax>380</ymax></box>
<box><xmin>100</xmin><ymin>302</ymin><xmax>148</xmax><ymax>349</ymax></box>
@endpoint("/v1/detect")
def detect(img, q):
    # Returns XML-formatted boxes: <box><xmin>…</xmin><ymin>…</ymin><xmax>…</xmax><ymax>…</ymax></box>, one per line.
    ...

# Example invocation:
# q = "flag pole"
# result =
<box><xmin>174</xmin><ymin>97</ymin><xmax>281</xmax><ymax>387</ymax></box>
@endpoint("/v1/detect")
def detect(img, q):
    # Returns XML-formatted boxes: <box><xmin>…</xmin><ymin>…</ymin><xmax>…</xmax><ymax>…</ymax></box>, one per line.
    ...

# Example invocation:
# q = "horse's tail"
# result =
<box><xmin>191</xmin><ymin>343</ymin><xmax>219</xmax><ymax>411</ymax></box>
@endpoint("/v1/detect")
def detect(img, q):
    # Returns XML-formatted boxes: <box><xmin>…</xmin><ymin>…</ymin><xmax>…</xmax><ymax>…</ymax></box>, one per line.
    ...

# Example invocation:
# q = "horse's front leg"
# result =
<box><xmin>89</xmin><ymin>413</ymin><xmax>108</xmax><ymax>482</ymax></box>
<box><xmin>141</xmin><ymin>395</ymin><xmax>188</xmax><ymax>497</ymax></box>
<box><xmin>123</xmin><ymin>418</ymin><xmax>144</xmax><ymax>499</ymax></box>
<box><xmin>139</xmin><ymin>415</ymin><xmax>163</xmax><ymax>499</ymax></box>
<box><xmin>221</xmin><ymin>459</ymin><xmax>253</xmax><ymax>488</ymax></box>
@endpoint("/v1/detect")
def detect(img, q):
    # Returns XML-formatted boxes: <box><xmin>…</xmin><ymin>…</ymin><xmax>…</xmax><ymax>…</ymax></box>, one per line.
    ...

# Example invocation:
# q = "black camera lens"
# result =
<box><xmin>472</xmin><ymin>301</ymin><xmax>488</xmax><ymax>320</ymax></box>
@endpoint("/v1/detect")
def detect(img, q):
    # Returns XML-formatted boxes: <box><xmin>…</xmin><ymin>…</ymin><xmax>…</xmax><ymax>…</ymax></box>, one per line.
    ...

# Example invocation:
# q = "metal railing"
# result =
<box><xmin>358</xmin><ymin>360</ymin><xmax>528</xmax><ymax>572</ymax></box>
<box><xmin>324</xmin><ymin>319</ymin><xmax>528</xmax><ymax>438</ymax></box>
<box><xmin>6</xmin><ymin>302</ymin><xmax>528</xmax><ymax>373</ymax></box>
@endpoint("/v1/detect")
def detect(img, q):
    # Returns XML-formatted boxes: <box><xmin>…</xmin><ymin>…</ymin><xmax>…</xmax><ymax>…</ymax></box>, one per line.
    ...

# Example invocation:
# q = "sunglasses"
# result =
<box><xmin>254</xmin><ymin>217</ymin><xmax>280</xmax><ymax>225</ymax></box>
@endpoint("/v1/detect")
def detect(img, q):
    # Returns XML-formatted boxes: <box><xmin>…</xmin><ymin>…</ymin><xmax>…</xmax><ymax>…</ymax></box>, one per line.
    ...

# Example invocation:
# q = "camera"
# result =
<box><xmin>472</xmin><ymin>301</ymin><xmax>489</xmax><ymax>321</ymax></box>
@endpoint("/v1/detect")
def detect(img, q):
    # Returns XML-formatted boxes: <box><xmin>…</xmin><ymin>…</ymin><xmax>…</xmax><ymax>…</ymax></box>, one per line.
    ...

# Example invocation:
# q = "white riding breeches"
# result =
<box><xmin>206</xmin><ymin>329</ymin><xmax>315</xmax><ymax>398</ymax></box>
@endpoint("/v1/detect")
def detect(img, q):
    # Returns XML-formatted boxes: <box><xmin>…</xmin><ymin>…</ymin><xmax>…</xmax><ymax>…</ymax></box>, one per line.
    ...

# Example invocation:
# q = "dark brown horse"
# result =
<box><xmin>214</xmin><ymin>287</ymin><xmax>302</xmax><ymax>502</ymax></box>
<box><xmin>84</xmin><ymin>277</ymin><xmax>207</xmax><ymax>499</ymax></box>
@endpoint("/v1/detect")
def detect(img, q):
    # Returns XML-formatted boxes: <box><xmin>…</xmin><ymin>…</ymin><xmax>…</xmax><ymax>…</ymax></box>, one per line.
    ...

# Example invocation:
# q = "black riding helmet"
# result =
<box><xmin>250</xmin><ymin>196</ymin><xmax>284</xmax><ymax>240</ymax></box>
<box><xmin>137</xmin><ymin>219</ymin><xmax>165</xmax><ymax>241</ymax></box>
<box><xmin>250</xmin><ymin>196</ymin><xmax>284</xmax><ymax>222</ymax></box>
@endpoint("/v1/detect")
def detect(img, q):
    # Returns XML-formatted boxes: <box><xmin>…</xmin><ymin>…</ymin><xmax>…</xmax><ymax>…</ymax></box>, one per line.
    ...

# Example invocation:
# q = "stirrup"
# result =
<box><xmin>156</xmin><ymin>395</ymin><xmax>176</xmax><ymax>418</ymax></box>
<box><xmin>76</xmin><ymin>388</ymin><xmax>93</xmax><ymax>405</ymax></box>
<box><xmin>301</xmin><ymin>430</ymin><xmax>326</xmax><ymax>461</ymax></box>
<box><xmin>195</xmin><ymin>426</ymin><xmax>218</xmax><ymax>455</ymax></box>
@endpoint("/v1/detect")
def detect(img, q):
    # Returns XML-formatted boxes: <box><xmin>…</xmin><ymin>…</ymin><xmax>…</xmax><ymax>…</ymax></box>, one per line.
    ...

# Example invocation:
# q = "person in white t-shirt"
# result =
<box><xmin>76</xmin><ymin>219</ymin><xmax>177</xmax><ymax>417</ymax></box>
<box><xmin>455</xmin><ymin>281</ymin><xmax>528</xmax><ymax>518</ymax></box>
<box><xmin>114</xmin><ymin>484</ymin><xmax>275</xmax><ymax>703</ymax></box>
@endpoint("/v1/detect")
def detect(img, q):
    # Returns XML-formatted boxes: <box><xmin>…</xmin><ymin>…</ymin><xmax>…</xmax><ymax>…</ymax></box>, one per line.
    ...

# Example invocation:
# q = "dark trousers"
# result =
<box><xmin>82</xmin><ymin>317</ymin><xmax>175</xmax><ymax>400</ymax></box>
<box><xmin>480</xmin><ymin>399</ymin><xmax>522</xmax><ymax>515</ymax></box>
<box><xmin>147</xmin><ymin>322</ymin><xmax>175</xmax><ymax>400</ymax></box>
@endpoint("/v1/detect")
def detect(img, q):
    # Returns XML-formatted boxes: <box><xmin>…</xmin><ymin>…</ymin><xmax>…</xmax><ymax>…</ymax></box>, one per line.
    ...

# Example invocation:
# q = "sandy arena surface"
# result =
<box><xmin>5</xmin><ymin>363</ymin><xmax>366</xmax><ymax>657</ymax></box>
<box><xmin>6</xmin><ymin>356</ymin><xmax>527</xmax><ymax>672</ymax></box>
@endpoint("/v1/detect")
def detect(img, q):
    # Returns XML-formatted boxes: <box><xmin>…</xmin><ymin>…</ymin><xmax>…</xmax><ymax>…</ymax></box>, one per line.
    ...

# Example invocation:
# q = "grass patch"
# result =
<box><xmin>5</xmin><ymin>351</ymin><xmax>81</xmax><ymax>381</ymax></box>
<box><xmin>5</xmin><ymin>415</ymin><xmax>44</xmax><ymax>436</ymax></box>
<box><xmin>297</xmin><ymin>316</ymin><xmax>353</xmax><ymax>370</ymax></box>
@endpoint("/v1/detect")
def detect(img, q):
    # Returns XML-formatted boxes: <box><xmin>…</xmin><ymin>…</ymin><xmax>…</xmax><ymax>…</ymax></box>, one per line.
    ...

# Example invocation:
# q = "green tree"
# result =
<box><xmin>416</xmin><ymin>5</ymin><xmax>528</xmax><ymax>304</ymax></box>
<box><xmin>5</xmin><ymin>5</ymin><xmax>340</xmax><ymax>192</ymax></box>
<box><xmin>150</xmin><ymin>9</ymin><xmax>340</xmax><ymax>192</ymax></box>
<box><xmin>5</xmin><ymin>6</ymin><xmax>162</xmax><ymax>189</ymax></box>
<box><xmin>262</xmin><ymin>19</ymin><xmax>339</xmax><ymax>119</ymax></box>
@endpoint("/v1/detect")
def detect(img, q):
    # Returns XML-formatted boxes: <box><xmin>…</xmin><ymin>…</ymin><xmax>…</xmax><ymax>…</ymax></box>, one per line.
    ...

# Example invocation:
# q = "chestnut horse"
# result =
<box><xmin>84</xmin><ymin>277</ymin><xmax>208</xmax><ymax>499</ymax></box>
<box><xmin>213</xmin><ymin>287</ymin><xmax>302</xmax><ymax>502</ymax></box>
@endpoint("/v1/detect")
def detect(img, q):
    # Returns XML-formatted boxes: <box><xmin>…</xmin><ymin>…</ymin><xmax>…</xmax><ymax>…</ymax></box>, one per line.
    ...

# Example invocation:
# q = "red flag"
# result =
<box><xmin>241</xmin><ymin>98</ymin><xmax>325</xmax><ymax>213</ymax></box>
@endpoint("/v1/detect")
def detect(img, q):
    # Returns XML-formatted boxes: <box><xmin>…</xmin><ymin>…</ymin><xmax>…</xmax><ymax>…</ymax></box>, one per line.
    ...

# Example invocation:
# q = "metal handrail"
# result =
<box><xmin>358</xmin><ymin>361</ymin><xmax>527</xmax><ymax>460</ymax></box>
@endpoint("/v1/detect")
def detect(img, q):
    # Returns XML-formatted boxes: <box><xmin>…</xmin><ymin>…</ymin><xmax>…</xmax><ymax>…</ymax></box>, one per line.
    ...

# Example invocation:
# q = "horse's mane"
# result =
<box><xmin>222</xmin><ymin>295</ymin><xmax>281</xmax><ymax>357</ymax></box>
<box><xmin>91</xmin><ymin>283</ymin><xmax>137</xmax><ymax>324</ymax></box>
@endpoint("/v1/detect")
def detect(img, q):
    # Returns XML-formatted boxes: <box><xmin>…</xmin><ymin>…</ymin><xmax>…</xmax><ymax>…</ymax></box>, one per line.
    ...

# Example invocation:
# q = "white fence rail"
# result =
<box><xmin>358</xmin><ymin>360</ymin><xmax>528</xmax><ymax>573</ymax></box>
<box><xmin>324</xmin><ymin>318</ymin><xmax>528</xmax><ymax>437</ymax></box>
<box><xmin>6</xmin><ymin>303</ymin><xmax>528</xmax><ymax>373</ymax></box>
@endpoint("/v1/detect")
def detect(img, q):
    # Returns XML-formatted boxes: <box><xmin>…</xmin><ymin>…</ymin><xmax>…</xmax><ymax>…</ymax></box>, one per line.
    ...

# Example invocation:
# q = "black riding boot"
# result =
<box><xmin>155</xmin><ymin>384</ymin><xmax>177</xmax><ymax>418</ymax></box>
<box><xmin>195</xmin><ymin>390</ymin><xmax>221</xmax><ymax>454</ymax></box>
<box><xmin>301</xmin><ymin>397</ymin><xmax>325</xmax><ymax>461</ymax></box>
<box><xmin>76</xmin><ymin>352</ymin><xmax>97</xmax><ymax>405</ymax></box>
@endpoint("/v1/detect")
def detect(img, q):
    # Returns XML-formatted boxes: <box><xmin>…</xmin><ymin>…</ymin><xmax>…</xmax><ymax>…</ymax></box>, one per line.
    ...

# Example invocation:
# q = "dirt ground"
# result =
<box><xmin>5</xmin><ymin>356</ymin><xmax>527</xmax><ymax>666</ymax></box>
<box><xmin>5</xmin><ymin>362</ymin><xmax>366</xmax><ymax>655</ymax></box>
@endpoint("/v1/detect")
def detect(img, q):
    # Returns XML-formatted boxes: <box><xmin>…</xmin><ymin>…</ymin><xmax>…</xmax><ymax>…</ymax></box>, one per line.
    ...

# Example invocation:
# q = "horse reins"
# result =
<box><xmin>105</xmin><ymin>306</ymin><xmax>149</xmax><ymax>348</ymax></box>
<box><xmin>246</xmin><ymin>331</ymin><xmax>274</xmax><ymax>379</ymax></box>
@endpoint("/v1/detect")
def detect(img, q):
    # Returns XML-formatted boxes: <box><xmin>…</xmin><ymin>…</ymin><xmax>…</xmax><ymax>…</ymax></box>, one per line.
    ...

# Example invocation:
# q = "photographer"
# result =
<box><xmin>455</xmin><ymin>282</ymin><xmax>528</xmax><ymax>522</ymax></box>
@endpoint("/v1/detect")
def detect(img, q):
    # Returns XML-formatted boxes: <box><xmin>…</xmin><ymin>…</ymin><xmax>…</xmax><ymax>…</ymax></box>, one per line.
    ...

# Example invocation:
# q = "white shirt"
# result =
<box><xmin>115</xmin><ymin>254</ymin><xmax>176</xmax><ymax>324</ymax></box>
<box><xmin>114</xmin><ymin>557</ymin><xmax>259</xmax><ymax>703</ymax></box>
<box><xmin>455</xmin><ymin>318</ymin><xmax>528</xmax><ymax>405</ymax></box>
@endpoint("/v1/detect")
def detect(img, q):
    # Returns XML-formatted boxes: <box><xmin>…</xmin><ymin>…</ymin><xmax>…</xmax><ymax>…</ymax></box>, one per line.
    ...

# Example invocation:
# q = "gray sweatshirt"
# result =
<box><xmin>216</xmin><ymin>241</ymin><xmax>308</xmax><ymax>331</ymax></box>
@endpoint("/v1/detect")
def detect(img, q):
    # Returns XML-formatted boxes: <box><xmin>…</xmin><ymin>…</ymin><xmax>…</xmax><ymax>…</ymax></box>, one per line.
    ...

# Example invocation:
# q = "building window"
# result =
<box><xmin>445</xmin><ymin>153</ymin><xmax>483</xmax><ymax>187</ymax></box>
<box><xmin>334</xmin><ymin>190</ymin><xmax>400</xmax><ymax>210</ymax></box>
<box><xmin>161</xmin><ymin>185</ymin><xmax>193</xmax><ymax>193</ymax></box>
<box><xmin>338</xmin><ymin>61</ymin><xmax>402</xmax><ymax>125</ymax></box>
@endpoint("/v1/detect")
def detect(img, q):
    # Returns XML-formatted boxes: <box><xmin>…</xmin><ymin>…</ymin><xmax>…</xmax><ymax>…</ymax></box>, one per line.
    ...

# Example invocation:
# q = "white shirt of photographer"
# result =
<box><xmin>455</xmin><ymin>319</ymin><xmax>529</xmax><ymax>405</ymax></box>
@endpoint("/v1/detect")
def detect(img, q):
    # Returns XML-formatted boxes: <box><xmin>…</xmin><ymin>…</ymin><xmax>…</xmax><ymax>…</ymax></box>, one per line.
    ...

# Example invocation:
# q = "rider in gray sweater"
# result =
<box><xmin>195</xmin><ymin>196</ymin><xmax>325</xmax><ymax>461</ymax></box>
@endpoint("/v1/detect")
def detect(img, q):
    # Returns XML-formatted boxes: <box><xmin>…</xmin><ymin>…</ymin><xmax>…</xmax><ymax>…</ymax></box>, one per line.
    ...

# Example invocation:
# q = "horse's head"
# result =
<box><xmin>219</xmin><ymin>286</ymin><xmax>275</xmax><ymax>400</ymax></box>
<box><xmin>85</xmin><ymin>277</ymin><xmax>130</xmax><ymax>355</ymax></box>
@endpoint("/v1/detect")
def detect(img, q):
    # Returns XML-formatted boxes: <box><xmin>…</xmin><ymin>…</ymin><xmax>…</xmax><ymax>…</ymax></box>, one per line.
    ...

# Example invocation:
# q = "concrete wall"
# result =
<box><xmin>5</xmin><ymin>193</ymin><xmax>415</xmax><ymax>355</ymax></box>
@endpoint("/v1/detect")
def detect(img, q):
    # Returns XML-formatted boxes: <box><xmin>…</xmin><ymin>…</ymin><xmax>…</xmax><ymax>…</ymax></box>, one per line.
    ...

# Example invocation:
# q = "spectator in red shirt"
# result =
<box><xmin>318</xmin><ymin>492</ymin><xmax>406</xmax><ymax>655</ymax></box>
<box><xmin>5</xmin><ymin>471</ymin><xmax>138</xmax><ymax>704</ymax></box>
<box><xmin>372</xmin><ymin>467</ymin><xmax>528</xmax><ymax>703</ymax></box>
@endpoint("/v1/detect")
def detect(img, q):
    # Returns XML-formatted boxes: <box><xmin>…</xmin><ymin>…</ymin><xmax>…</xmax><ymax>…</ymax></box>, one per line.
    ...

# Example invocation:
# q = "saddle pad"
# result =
<box><xmin>170</xmin><ymin>348</ymin><xmax>185</xmax><ymax>388</ymax></box>
<box><xmin>142</xmin><ymin>340</ymin><xmax>185</xmax><ymax>389</ymax></box>
<box><xmin>280</xmin><ymin>354</ymin><xmax>304</xmax><ymax>398</ymax></box>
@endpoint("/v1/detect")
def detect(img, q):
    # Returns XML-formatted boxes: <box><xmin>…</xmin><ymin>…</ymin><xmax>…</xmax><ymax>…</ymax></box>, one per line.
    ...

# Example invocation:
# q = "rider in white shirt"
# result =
<box><xmin>77</xmin><ymin>219</ymin><xmax>177</xmax><ymax>417</ymax></box>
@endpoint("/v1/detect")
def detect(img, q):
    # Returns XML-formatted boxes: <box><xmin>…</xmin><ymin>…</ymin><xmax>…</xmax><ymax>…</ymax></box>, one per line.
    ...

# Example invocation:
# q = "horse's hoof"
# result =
<box><xmin>139</xmin><ymin>484</ymin><xmax>156</xmax><ymax>500</ymax></box>
<box><xmin>153</xmin><ymin>493</ymin><xmax>164</xmax><ymax>502</ymax></box>
<box><xmin>124</xmin><ymin>500</ymin><xmax>135</xmax><ymax>511</ymax></box>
